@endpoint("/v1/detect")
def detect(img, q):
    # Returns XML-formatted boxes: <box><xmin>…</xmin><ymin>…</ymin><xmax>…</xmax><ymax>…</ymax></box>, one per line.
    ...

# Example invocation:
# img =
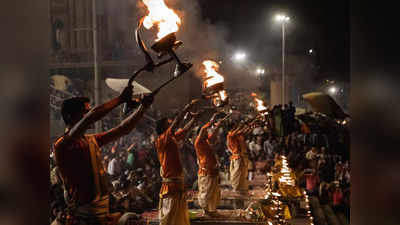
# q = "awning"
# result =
<box><xmin>50</xmin><ymin>75</ymin><xmax>71</xmax><ymax>91</ymax></box>
<box><xmin>105</xmin><ymin>78</ymin><xmax>151</xmax><ymax>97</ymax></box>
<box><xmin>302</xmin><ymin>92</ymin><xmax>348</xmax><ymax>119</ymax></box>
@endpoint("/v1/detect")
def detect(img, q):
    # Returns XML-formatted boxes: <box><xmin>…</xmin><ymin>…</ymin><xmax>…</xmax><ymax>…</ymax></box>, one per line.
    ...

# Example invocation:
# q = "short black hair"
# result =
<box><xmin>156</xmin><ymin>117</ymin><xmax>169</xmax><ymax>135</ymax></box>
<box><xmin>61</xmin><ymin>97</ymin><xmax>90</xmax><ymax>125</ymax></box>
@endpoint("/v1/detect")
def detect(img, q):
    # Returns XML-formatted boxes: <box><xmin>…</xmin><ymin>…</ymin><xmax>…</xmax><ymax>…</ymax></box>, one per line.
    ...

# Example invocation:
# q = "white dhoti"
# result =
<box><xmin>230</xmin><ymin>157</ymin><xmax>249</xmax><ymax>193</ymax></box>
<box><xmin>198</xmin><ymin>175</ymin><xmax>221</xmax><ymax>212</ymax></box>
<box><xmin>159</xmin><ymin>192</ymin><xmax>190</xmax><ymax>225</ymax></box>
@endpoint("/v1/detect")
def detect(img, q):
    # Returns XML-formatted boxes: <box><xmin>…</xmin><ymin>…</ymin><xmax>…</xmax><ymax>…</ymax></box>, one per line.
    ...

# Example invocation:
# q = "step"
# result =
<box><xmin>142</xmin><ymin>209</ymin><xmax>269</xmax><ymax>225</ymax></box>
<box><xmin>189</xmin><ymin>188</ymin><xmax>267</xmax><ymax>210</ymax></box>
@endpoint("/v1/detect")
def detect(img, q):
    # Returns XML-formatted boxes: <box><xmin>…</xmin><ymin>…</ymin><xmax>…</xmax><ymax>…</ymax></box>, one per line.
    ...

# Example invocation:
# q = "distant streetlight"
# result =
<box><xmin>309</xmin><ymin>49</ymin><xmax>313</xmax><ymax>54</ymax></box>
<box><xmin>275</xmin><ymin>14</ymin><xmax>290</xmax><ymax>22</ymax></box>
<box><xmin>256</xmin><ymin>68</ymin><xmax>265</xmax><ymax>75</ymax></box>
<box><xmin>275</xmin><ymin>13</ymin><xmax>290</xmax><ymax>104</ymax></box>
<box><xmin>329</xmin><ymin>86</ymin><xmax>337</xmax><ymax>95</ymax></box>
<box><xmin>233</xmin><ymin>51</ymin><xmax>247</xmax><ymax>62</ymax></box>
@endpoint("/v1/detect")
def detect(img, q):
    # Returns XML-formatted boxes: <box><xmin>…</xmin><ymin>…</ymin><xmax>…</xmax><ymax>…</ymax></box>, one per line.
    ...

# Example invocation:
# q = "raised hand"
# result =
<box><xmin>183</xmin><ymin>99</ymin><xmax>200</xmax><ymax>112</ymax></box>
<box><xmin>140</xmin><ymin>94</ymin><xmax>154</xmax><ymax>108</ymax></box>
<box><xmin>119</xmin><ymin>85</ymin><xmax>134</xmax><ymax>103</ymax></box>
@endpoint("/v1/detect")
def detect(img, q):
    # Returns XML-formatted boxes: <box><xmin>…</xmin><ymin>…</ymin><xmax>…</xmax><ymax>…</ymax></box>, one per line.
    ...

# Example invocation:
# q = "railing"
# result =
<box><xmin>50</xmin><ymin>47</ymin><xmax>142</xmax><ymax>66</ymax></box>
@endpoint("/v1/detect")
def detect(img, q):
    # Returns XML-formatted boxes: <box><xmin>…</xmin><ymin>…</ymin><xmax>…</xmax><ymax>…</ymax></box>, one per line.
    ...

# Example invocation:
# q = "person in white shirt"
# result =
<box><xmin>263</xmin><ymin>136</ymin><xmax>276</xmax><ymax>159</ymax></box>
<box><xmin>305</xmin><ymin>147</ymin><xmax>318</xmax><ymax>161</ymax></box>
<box><xmin>107</xmin><ymin>156</ymin><xmax>121</xmax><ymax>178</ymax></box>
<box><xmin>249</xmin><ymin>137</ymin><xmax>262</xmax><ymax>158</ymax></box>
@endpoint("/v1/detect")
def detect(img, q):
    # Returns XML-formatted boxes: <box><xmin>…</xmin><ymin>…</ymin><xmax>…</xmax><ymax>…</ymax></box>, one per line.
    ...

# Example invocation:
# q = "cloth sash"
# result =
<box><xmin>160</xmin><ymin>166</ymin><xmax>184</xmax><ymax>183</ymax></box>
<box><xmin>197</xmin><ymin>158</ymin><xmax>218</xmax><ymax>177</ymax></box>
<box><xmin>162</xmin><ymin>177</ymin><xmax>184</xmax><ymax>183</ymax></box>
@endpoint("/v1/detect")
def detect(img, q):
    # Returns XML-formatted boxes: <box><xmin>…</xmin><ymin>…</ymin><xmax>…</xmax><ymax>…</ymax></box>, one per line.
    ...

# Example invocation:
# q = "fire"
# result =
<box><xmin>278</xmin><ymin>156</ymin><xmax>295</xmax><ymax>186</ymax></box>
<box><xmin>255</xmin><ymin>98</ymin><xmax>267</xmax><ymax>112</ymax></box>
<box><xmin>219</xmin><ymin>90</ymin><xmax>227</xmax><ymax>101</ymax></box>
<box><xmin>252</xmin><ymin>93</ymin><xmax>267</xmax><ymax>112</ymax></box>
<box><xmin>142</xmin><ymin>0</ymin><xmax>181</xmax><ymax>41</ymax></box>
<box><xmin>202</xmin><ymin>60</ymin><xmax>224</xmax><ymax>88</ymax></box>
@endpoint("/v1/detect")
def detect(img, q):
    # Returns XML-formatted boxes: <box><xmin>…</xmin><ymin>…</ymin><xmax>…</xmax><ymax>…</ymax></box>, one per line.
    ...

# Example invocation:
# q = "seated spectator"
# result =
<box><xmin>263</xmin><ymin>136</ymin><xmax>276</xmax><ymax>159</ymax></box>
<box><xmin>108</xmin><ymin>154</ymin><xmax>121</xmax><ymax>179</ymax></box>
<box><xmin>249</xmin><ymin>136</ymin><xmax>262</xmax><ymax>159</ymax></box>
<box><xmin>126</xmin><ymin>143</ymin><xmax>136</xmax><ymax>170</ymax></box>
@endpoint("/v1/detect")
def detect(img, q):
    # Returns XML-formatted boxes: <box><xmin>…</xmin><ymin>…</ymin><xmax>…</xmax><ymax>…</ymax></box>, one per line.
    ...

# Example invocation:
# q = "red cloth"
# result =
<box><xmin>304</xmin><ymin>174</ymin><xmax>319</xmax><ymax>191</ymax></box>
<box><xmin>332</xmin><ymin>190</ymin><xmax>343</xmax><ymax>206</ymax></box>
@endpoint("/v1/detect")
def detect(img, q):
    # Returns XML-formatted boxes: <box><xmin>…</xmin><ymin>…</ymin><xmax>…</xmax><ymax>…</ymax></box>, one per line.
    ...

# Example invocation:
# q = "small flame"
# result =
<box><xmin>219</xmin><ymin>90</ymin><xmax>227</xmax><ymax>101</ymax></box>
<box><xmin>252</xmin><ymin>93</ymin><xmax>267</xmax><ymax>112</ymax></box>
<box><xmin>142</xmin><ymin>0</ymin><xmax>181</xmax><ymax>41</ymax></box>
<box><xmin>203</xmin><ymin>60</ymin><xmax>224</xmax><ymax>88</ymax></box>
<box><xmin>255</xmin><ymin>98</ymin><xmax>267</xmax><ymax>111</ymax></box>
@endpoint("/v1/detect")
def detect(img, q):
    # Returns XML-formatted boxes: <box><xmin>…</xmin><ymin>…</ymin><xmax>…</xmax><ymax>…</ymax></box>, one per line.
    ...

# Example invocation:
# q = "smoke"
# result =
<box><xmin>134</xmin><ymin>0</ymin><xmax>260</xmax><ymax>91</ymax></box>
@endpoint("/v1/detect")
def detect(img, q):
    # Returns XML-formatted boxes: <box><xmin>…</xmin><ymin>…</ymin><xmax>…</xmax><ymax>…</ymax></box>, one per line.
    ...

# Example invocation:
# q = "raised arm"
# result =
<box><xmin>176</xmin><ymin>109</ymin><xmax>204</xmax><ymax>139</ymax></box>
<box><xmin>237</xmin><ymin>115</ymin><xmax>262</xmax><ymax>135</ymax></box>
<box><xmin>231</xmin><ymin>122</ymin><xmax>243</xmax><ymax>135</ymax></box>
<box><xmin>197</xmin><ymin>121</ymin><xmax>212</xmax><ymax>141</ymax></box>
<box><xmin>208</xmin><ymin>113</ymin><xmax>230</xmax><ymax>143</ymax></box>
<box><xmin>170</xmin><ymin>99</ymin><xmax>200</xmax><ymax>133</ymax></box>
<box><xmin>126</xmin><ymin>142</ymin><xmax>136</xmax><ymax>152</ymax></box>
<box><xmin>66</xmin><ymin>86</ymin><xmax>133</xmax><ymax>139</ymax></box>
<box><xmin>95</xmin><ymin>94</ymin><xmax>154</xmax><ymax>147</ymax></box>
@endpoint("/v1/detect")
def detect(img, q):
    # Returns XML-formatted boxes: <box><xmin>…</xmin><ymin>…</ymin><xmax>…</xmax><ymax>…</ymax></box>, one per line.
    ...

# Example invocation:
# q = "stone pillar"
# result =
<box><xmin>270</xmin><ymin>79</ymin><xmax>290</xmax><ymax>106</ymax></box>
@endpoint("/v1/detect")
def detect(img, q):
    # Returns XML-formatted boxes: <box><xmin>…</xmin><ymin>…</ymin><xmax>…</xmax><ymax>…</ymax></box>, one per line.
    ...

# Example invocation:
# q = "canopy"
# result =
<box><xmin>295</xmin><ymin>107</ymin><xmax>306</xmax><ymax>115</ymax></box>
<box><xmin>302</xmin><ymin>92</ymin><xmax>348</xmax><ymax>119</ymax></box>
<box><xmin>105</xmin><ymin>78</ymin><xmax>151</xmax><ymax>97</ymax></box>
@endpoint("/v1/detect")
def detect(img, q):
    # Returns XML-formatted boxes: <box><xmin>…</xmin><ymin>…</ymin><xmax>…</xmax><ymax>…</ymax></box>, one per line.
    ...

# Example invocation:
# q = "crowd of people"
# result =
<box><xmin>50</xmin><ymin>94</ymin><xmax>350</xmax><ymax>224</ymax></box>
<box><xmin>241</xmin><ymin>104</ymin><xmax>351</xmax><ymax>220</ymax></box>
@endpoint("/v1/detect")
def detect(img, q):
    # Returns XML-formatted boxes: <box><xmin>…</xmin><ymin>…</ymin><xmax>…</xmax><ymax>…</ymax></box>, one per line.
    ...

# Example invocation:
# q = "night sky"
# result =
<box><xmin>198</xmin><ymin>0</ymin><xmax>349</xmax><ymax>82</ymax></box>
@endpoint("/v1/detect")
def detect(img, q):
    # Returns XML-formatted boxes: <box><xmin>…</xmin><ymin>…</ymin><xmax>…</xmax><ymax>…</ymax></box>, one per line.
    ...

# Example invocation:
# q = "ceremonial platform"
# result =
<box><xmin>142</xmin><ymin>161</ymin><xmax>312</xmax><ymax>225</ymax></box>
<box><xmin>188</xmin><ymin>174</ymin><xmax>268</xmax><ymax>210</ymax></box>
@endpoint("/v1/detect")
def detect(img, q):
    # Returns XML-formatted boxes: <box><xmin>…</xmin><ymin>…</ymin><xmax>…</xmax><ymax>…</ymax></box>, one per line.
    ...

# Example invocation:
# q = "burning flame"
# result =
<box><xmin>219</xmin><ymin>90</ymin><xmax>227</xmax><ymax>101</ymax></box>
<box><xmin>278</xmin><ymin>156</ymin><xmax>295</xmax><ymax>186</ymax></box>
<box><xmin>251</xmin><ymin>93</ymin><xmax>267</xmax><ymax>112</ymax></box>
<box><xmin>203</xmin><ymin>60</ymin><xmax>224</xmax><ymax>88</ymax></box>
<box><xmin>255</xmin><ymin>98</ymin><xmax>267</xmax><ymax>112</ymax></box>
<box><xmin>142</xmin><ymin>0</ymin><xmax>181</xmax><ymax>41</ymax></box>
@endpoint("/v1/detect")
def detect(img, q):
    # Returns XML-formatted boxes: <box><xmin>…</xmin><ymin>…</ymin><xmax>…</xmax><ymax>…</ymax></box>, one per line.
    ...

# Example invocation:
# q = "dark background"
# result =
<box><xmin>198</xmin><ymin>0</ymin><xmax>349</xmax><ymax>82</ymax></box>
